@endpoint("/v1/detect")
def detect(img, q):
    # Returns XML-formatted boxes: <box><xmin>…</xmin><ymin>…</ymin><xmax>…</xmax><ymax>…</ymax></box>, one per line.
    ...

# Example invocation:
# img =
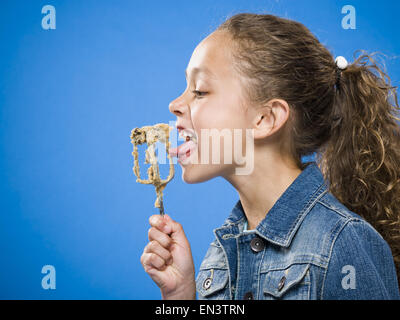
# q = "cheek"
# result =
<box><xmin>186</xmin><ymin>93</ymin><xmax>249</xmax><ymax>174</ymax></box>
<box><xmin>191</xmin><ymin>101</ymin><xmax>217</xmax><ymax>130</ymax></box>
<box><xmin>191</xmin><ymin>97</ymin><xmax>246</xmax><ymax>132</ymax></box>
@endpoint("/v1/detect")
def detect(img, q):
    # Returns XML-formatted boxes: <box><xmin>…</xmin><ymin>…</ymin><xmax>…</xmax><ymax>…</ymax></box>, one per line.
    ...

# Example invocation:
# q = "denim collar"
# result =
<box><xmin>224</xmin><ymin>161</ymin><xmax>329</xmax><ymax>247</ymax></box>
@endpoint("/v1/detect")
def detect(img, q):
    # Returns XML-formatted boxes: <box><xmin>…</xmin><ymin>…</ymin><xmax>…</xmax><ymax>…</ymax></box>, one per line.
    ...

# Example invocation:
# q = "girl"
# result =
<box><xmin>140</xmin><ymin>13</ymin><xmax>400</xmax><ymax>300</ymax></box>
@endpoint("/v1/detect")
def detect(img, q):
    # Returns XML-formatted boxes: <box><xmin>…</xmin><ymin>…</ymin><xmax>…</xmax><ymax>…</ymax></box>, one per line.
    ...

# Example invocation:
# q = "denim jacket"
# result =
<box><xmin>196</xmin><ymin>162</ymin><xmax>400</xmax><ymax>300</ymax></box>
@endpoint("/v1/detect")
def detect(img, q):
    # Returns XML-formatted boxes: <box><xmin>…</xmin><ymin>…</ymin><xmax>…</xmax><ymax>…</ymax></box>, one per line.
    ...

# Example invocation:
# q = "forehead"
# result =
<box><xmin>186</xmin><ymin>31</ymin><xmax>235</xmax><ymax>80</ymax></box>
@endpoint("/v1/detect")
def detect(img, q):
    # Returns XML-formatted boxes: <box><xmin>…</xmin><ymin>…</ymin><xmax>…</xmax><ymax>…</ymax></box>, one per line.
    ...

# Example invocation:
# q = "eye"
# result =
<box><xmin>192</xmin><ymin>90</ymin><xmax>208</xmax><ymax>98</ymax></box>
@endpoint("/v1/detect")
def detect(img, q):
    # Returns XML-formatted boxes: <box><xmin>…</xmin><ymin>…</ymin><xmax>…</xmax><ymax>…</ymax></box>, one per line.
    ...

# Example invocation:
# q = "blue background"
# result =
<box><xmin>0</xmin><ymin>0</ymin><xmax>399</xmax><ymax>299</ymax></box>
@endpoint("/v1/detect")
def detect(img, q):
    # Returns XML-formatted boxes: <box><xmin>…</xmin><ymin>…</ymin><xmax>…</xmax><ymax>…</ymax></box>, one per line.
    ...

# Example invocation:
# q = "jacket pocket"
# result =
<box><xmin>196</xmin><ymin>267</ymin><xmax>229</xmax><ymax>300</ymax></box>
<box><xmin>262</xmin><ymin>263</ymin><xmax>311</xmax><ymax>300</ymax></box>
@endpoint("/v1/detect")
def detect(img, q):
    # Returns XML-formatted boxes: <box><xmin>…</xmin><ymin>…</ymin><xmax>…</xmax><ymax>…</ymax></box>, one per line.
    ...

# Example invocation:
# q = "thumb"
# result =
<box><xmin>164</xmin><ymin>214</ymin><xmax>189</xmax><ymax>245</ymax></box>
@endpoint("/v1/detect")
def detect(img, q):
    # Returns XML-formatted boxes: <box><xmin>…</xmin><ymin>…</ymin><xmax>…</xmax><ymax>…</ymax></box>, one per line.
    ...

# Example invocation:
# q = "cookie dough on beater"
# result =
<box><xmin>130</xmin><ymin>123</ymin><xmax>175</xmax><ymax>216</ymax></box>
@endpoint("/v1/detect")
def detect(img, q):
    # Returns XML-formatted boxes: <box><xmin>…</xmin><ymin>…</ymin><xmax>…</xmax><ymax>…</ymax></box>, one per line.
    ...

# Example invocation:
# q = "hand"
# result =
<box><xmin>141</xmin><ymin>214</ymin><xmax>196</xmax><ymax>299</ymax></box>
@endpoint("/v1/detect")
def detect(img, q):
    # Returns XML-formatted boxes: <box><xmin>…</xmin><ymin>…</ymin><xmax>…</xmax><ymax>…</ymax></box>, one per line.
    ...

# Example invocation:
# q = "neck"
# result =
<box><xmin>224</xmin><ymin>150</ymin><xmax>302</xmax><ymax>230</ymax></box>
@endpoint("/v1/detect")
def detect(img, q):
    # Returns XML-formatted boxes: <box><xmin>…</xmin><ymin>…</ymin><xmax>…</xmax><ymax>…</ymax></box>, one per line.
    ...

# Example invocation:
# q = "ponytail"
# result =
<box><xmin>317</xmin><ymin>51</ymin><xmax>400</xmax><ymax>285</ymax></box>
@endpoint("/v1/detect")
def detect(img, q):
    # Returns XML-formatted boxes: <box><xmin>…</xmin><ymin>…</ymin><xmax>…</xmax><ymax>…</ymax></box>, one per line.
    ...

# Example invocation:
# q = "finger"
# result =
<box><xmin>141</xmin><ymin>252</ymin><xmax>167</xmax><ymax>270</ymax></box>
<box><xmin>148</xmin><ymin>227</ymin><xmax>172</xmax><ymax>248</ymax></box>
<box><xmin>141</xmin><ymin>263</ymin><xmax>167</xmax><ymax>290</ymax></box>
<box><xmin>144</xmin><ymin>240</ymin><xmax>172</xmax><ymax>264</ymax></box>
<box><xmin>149</xmin><ymin>215</ymin><xmax>171</xmax><ymax>234</ymax></box>
<box><xmin>164</xmin><ymin>214</ymin><xmax>189</xmax><ymax>245</ymax></box>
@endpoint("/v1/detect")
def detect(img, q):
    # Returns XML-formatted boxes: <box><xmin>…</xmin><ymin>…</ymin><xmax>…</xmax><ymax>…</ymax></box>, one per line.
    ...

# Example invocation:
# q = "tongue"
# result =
<box><xmin>169</xmin><ymin>140</ymin><xmax>196</xmax><ymax>158</ymax></box>
<box><xmin>168</xmin><ymin>146</ymin><xmax>179</xmax><ymax>158</ymax></box>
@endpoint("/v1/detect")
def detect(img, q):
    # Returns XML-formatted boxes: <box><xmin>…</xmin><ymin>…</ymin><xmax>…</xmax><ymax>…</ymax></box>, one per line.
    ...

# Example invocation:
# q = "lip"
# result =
<box><xmin>176</xmin><ymin>124</ymin><xmax>195</xmax><ymax>136</ymax></box>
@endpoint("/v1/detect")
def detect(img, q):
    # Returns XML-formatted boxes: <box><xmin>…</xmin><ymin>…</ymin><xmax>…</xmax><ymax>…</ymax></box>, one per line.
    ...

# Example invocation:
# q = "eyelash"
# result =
<box><xmin>192</xmin><ymin>90</ymin><xmax>208</xmax><ymax>98</ymax></box>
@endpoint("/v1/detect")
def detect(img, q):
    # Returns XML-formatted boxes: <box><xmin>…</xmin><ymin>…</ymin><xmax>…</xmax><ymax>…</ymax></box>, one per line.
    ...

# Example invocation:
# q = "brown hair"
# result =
<box><xmin>217</xmin><ymin>13</ymin><xmax>400</xmax><ymax>285</ymax></box>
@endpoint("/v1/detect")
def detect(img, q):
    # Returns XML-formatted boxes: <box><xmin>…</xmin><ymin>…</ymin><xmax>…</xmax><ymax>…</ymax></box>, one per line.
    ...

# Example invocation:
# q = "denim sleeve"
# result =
<box><xmin>321</xmin><ymin>219</ymin><xmax>400</xmax><ymax>300</ymax></box>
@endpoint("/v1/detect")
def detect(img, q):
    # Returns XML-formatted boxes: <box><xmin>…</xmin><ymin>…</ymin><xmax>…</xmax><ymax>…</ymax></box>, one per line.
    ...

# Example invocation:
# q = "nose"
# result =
<box><xmin>169</xmin><ymin>95</ymin><xmax>187</xmax><ymax>117</ymax></box>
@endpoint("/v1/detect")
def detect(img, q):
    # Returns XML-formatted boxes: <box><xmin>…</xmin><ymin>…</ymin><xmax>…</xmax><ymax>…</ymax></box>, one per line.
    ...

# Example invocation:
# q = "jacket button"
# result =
<box><xmin>278</xmin><ymin>276</ymin><xmax>286</xmax><ymax>291</ymax></box>
<box><xmin>250</xmin><ymin>237</ymin><xmax>265</xmax><ymax>253</ymax></box>
<box><xmin>243</xmin><ymin>291</ymin><xmax>253</xmax><ymax>300</ymax></box>
<box><xmin>203</xmin><ymin>277</ymin><xmax>212</xmax><ymax>290</ymax></box>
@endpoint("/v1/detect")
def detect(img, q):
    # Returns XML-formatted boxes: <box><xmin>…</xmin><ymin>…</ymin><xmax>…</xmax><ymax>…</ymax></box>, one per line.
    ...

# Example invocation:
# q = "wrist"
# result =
<box><xmin>161</xmin><ymin>282</ymin><xmax>196</xmax><ymax>300</ymax></box>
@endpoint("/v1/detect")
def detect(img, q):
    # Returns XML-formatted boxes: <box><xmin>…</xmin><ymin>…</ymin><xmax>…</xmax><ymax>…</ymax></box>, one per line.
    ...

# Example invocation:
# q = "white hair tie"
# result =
<box><xmin>334</xmin><ymin>56</ymin><xmax>348</xmax><ymax>91</ymax></box>
<box><xmin>335</xmin><ymin>56</ymin><xmax>348</xmax><ymax>70</ymax></box>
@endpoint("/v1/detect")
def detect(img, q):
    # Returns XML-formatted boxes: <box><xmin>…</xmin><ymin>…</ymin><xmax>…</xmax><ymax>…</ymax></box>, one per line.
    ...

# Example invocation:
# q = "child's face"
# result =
<box><xmin>169</xmin><ymin>31</ymin><xmax>254</xmax><ymax>183</ymax></box>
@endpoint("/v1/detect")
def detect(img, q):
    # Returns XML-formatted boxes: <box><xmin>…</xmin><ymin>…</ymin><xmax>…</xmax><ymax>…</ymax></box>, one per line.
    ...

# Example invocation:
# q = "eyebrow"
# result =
<box><xmin>185</xmin><ymin>67</ymin><xmax>216</xmax><ymax>80</ymax></box>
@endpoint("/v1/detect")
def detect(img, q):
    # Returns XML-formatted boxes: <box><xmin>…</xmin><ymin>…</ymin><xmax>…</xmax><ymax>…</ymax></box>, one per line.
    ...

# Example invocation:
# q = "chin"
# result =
<box><xmin>181</xmin><ymin>164</ymin><xmax>221</xmax><ymax>184</ymax></box>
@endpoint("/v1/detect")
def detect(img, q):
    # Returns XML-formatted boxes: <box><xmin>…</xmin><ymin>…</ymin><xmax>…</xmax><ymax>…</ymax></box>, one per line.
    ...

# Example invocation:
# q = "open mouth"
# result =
<box><xmin>168</xmin><ymin>129</ymin><xmax>198</xmax><ymax>163</ymax></box>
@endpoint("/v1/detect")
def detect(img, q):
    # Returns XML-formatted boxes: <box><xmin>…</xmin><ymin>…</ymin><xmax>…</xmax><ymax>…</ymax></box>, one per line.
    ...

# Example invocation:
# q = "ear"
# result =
<box><xmin>253</xmin><ymin>99</ymin><xmax>290</xmax><ymax>140</ymax></box>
